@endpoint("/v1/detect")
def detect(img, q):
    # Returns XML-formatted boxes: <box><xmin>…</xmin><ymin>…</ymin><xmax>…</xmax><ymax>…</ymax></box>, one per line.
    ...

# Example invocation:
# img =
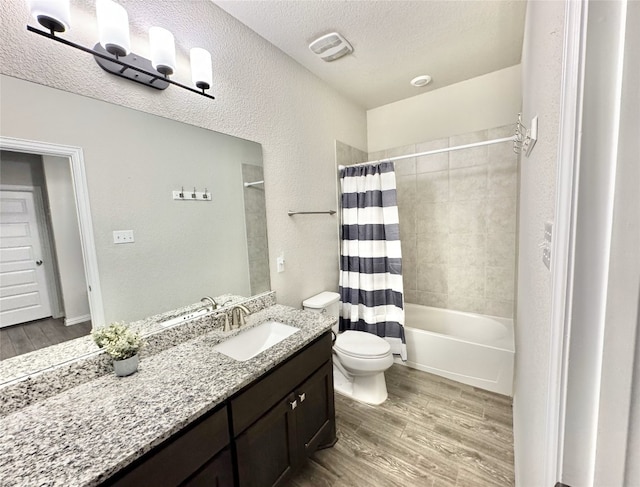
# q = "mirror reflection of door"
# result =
<box><xmin>0</xmin><ymin>150</ymin><xmax>91</xmax><ymax>359</ymax></box>
<box><xmin>0</xmin><ymin>189</ymin><xmax>53</xmax><ymax>325</ymax></box>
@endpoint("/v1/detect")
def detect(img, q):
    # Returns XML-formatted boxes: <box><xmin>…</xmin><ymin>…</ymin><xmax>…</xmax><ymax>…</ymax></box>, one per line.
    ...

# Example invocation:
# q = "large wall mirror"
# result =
<box><xmin>0</xmin><ymin>74</ymin><xmax>270</xmax><ymax>361</ymax></box>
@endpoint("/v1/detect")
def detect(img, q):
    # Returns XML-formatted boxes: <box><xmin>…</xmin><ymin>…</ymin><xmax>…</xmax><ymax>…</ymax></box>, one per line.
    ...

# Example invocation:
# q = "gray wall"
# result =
<box><xmin>42</xmin><ymin>156</ymin><xmax>90</xmax><ymax>324</ymax></box>
<box><xmin>369</xmin><ymin>125</ymin><xmax>518</xmax><ymax>318</ymax></box>
<box><xmin>0</xmin><ymin>151</ymin><xmax>45</xmax><ymax>186</ymax></box>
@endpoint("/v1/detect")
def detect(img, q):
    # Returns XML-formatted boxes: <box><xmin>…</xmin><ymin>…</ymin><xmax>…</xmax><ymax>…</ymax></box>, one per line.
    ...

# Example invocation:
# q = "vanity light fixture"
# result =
<box><xmin>26</xmin><ymin>0</ymin><xmax>215</xmax><ymax>99</ymax></box>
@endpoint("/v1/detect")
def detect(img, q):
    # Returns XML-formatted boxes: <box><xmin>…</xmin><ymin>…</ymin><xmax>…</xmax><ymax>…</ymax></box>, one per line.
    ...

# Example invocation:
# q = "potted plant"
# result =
<box><xmin>92</xmin><ymin>322</ymin><xmax>145</xmax><ymax>377</ymax></box>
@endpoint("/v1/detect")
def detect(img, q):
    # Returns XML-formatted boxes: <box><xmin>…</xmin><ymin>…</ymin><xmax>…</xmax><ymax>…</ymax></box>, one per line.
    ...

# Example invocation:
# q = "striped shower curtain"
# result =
<box><xmin>338</xmin><ymin>161</ymin><xmax>407</xmax><ymax>360</ymax></box>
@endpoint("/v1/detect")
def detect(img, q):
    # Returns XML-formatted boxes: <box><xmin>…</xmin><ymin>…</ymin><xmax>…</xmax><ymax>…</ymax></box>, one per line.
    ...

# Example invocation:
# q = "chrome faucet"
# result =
<box><xmin>231</xmin><ymin>304</ymin><xmax>251</xmax><ymax>329</ymax></box>
<box><xmin>201</xmin><ymin>296</ymin><xmax>218</xmax><ymax>311</ymax></box>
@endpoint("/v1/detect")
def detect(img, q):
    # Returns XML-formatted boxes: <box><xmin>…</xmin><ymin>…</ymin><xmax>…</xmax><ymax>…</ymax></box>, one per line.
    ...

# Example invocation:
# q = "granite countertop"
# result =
<box><xmin>0</xmin><ymin>294</ymin><xmax>250</xmax><ymax>387</ymax></box>
<box><xmin>0</xmin><ymin>305</ymin><xmax>334</xmax><ymax>487</ymax></box>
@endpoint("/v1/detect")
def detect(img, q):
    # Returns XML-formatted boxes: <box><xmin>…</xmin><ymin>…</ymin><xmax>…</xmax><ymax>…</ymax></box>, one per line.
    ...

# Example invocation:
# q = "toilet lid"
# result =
<box><xmin>334</xmin><ymin>331</ymin><xmax>391</xmax><ymax>359</ymax></box>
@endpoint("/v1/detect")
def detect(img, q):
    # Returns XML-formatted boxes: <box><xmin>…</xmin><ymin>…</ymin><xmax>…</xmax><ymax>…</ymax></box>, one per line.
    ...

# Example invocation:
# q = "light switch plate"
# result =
<box><xmin>113</xmin><ymin>230</ymin><xmax>134</xmax><ymax>244</ymax></box>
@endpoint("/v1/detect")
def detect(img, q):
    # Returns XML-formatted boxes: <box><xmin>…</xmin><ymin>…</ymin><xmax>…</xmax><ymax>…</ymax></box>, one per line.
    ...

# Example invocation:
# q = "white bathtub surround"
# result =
<box><xmin>399</xmin><ymin>303</ymin><xmax>514</xmax><ymax>396</ymax></box>
<box><xmin>376</xmin><ymin>124</ymin><xmax>518</xmax><ymax>319</ymax></box>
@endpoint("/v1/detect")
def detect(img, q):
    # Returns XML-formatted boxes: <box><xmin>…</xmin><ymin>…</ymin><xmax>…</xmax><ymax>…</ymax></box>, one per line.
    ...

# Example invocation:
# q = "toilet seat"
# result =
<box><xmin>334</xmin><ymin>330</ymin><xmax>391</xmax><ymax>359</ymax></box>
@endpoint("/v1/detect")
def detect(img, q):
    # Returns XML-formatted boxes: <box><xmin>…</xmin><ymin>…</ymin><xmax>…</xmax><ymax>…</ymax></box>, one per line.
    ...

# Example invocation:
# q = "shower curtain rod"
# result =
<box><xmin>339</xmin><ymin>135</ymin><xmax>516</xmax><ymax>169</ymax></box>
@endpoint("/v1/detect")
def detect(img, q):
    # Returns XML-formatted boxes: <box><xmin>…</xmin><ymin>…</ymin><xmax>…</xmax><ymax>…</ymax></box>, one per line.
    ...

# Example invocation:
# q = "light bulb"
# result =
<box><xmin>149</xmin><ymin>27</ymin><xmax>176</xmax><ymax>76</ymax></box>
<box><xmin>96</xmin><ymin>0</ymin><xmax>131</xmax><ymax>57</ymax></box>
<box><xmin>28</xmin><ymin>0</ymin><xmax>71</xmax><ymax>33</ymax></box>
<box><xmin>190</xmin><ymin>48</ymin><xmax>212</xmax><ymax>90</ymax></box>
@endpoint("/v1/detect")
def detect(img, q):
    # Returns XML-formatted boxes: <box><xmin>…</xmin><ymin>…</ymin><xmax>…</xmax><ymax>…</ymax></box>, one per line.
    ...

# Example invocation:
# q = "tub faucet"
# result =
<box><xmin>231</xmin><ymin>304</ymin><xmax>251</xmax><ymax>329</ymax></box>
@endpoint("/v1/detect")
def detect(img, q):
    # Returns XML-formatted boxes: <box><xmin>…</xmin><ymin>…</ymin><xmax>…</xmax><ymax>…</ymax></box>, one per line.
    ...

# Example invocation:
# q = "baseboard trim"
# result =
<box><xmin>65</xmin><ymin>314</ymin><xmax>91</xmax><ymax>326</ymax></box>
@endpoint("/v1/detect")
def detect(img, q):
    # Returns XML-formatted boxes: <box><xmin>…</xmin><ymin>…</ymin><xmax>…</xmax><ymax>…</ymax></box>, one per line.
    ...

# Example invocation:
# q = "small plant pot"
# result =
<box><xmin>113</xmin><ymin>354</ymin><xmax>139</xmax><ymax>377</ymax></box>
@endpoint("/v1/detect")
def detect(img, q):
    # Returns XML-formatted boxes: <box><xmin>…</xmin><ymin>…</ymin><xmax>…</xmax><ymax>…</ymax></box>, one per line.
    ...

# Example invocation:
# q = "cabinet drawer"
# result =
<box><xmin>107</xmin><ymin>405</ymin><xmax>229</xmax><ymax>487</ymax></box>
<box><xmin>231</xmin><ymin>332</ymin><xmax>332</xmax><ymax>435</ymax></box>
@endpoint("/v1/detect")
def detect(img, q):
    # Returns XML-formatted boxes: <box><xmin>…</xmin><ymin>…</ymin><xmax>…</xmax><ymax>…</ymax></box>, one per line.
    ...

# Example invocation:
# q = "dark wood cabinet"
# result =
<box><xmin>231</xmin><ymin>336</ymin><xmax>335</xmax><ymax>487</ymax></box>
<box><xmin>105</xmin><ymin>405</ymin><xmax>229</xmax><ymax>487</ymax></box>
<box><xmin>295</xmin><ymin>360</ymin><xmax>336</xmax><ymax>457</ymax></box>
<box><xmin>235</xmin><ymin>393</ymin><xmax>299</xmax><ymax>486</ymax></box>
<box><xmin>102</xmin><ymin>332</ymin><xmax>335</xmax><ymax>487</ymax></box>
<box><xmin>181</xmin><ymin>448</ymin><xmax>234</xmax><ymax>487</ymax></box>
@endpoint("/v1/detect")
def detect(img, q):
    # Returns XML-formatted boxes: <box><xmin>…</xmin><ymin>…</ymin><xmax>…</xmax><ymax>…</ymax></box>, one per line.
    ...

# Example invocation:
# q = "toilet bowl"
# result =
<box><xmin>303</xmin><ymin>292</ymin><xmax>394</xmax><ymax>405</ymax></box>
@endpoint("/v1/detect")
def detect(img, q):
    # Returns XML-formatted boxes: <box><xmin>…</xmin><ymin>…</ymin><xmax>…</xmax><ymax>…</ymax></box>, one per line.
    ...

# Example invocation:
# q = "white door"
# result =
<box><xmin>0</xmin><ymin>190</ymin><xmax>53</xmax><ymax>327</ymax></box>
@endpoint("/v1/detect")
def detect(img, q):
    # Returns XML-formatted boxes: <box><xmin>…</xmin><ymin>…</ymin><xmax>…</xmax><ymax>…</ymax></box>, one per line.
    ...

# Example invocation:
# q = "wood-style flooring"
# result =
<box><xmin>0</xmin><ymin>317</ymin><xmax>91</xmax><ymax>360</ymax></box>
<box><xmin>287</xmin><ymin>364</ymin><xmax>515</xmax><ymax>487</ymax></box>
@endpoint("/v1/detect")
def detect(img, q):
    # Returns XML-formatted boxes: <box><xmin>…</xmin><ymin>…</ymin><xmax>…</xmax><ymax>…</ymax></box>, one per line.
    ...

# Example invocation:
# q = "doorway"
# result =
<box><xmin>0</xmin><ymin>137</ymin><xmax>105</xmax><ymax>359</ymax></box>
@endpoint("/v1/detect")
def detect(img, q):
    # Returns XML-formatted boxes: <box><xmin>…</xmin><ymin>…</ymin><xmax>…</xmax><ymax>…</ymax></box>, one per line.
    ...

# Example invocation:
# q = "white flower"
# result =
<box><xmin>92</xmin><ymin>322</ymin><xmax>144</xmax><ymax>360</ymax></box>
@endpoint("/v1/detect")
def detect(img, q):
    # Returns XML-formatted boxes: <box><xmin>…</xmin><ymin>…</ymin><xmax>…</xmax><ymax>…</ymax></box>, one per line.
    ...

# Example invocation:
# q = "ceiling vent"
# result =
<box><xmin>309</xmin><ymin>32</ymin><xmax>353</xmax><ymax>62</ymax></box>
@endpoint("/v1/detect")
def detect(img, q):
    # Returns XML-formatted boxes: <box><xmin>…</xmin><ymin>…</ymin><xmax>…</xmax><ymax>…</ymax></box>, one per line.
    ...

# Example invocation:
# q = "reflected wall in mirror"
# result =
<box><xmin>0</xmin><ymin>74</ymin><xmax>270</xmax><ymax>360</ymax></box>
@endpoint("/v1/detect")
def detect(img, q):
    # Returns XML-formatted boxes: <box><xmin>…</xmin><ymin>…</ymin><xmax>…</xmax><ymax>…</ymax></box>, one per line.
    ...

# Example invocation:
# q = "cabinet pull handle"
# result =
<box><xmin>298</xmin><ymin>392</ymin><xmax>306</xmax><ymax>403</ymax></box>
<box><xmin>289</xmin><ymin>400</ymin><xmax>297</xmax><ymax>410</ymax></box>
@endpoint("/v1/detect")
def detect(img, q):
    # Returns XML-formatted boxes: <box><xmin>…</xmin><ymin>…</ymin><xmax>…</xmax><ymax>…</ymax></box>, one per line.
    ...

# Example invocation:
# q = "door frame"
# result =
<box><xmin>0</xmin><ymin>136</ymin><xmax>105</xmax><ymax>327</ymax></box>
<box><xmin>0</xmin><ymin>184</ymin><xmax>63</xmax><ymax>320</ymax></box>
<box><xmin>543</xmin><ymin>0</ymin><xmax>587</xmax><ymax>483</ymax></box>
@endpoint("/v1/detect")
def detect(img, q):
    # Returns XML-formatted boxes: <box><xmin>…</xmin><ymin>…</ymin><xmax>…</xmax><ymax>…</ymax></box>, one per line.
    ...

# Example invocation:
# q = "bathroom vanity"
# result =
<box><xmin>106</xmin><ymin>333</ymin><xmax>335</xmax><ymax>487</ymax></box>
<box><xmin>0</xmin><ymin>300</ymin><xmax>336</xmax><ymax>487</ymax></box>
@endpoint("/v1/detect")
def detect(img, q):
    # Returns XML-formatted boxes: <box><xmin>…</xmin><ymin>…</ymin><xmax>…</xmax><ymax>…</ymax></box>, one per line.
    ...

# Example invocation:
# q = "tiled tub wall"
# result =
<box><xmin>336</xmin><ymin>140</ymin><xmax>369</xmax><ymax>166</ymax></box>
<box><xmin>242</xmin><ymin>163</ymin><xmax>271</xmax><ymax>295</ymax></box>
<box><xmin>369</xmin><ymin>125</ymin><xmax>518</xmax><ymax>318</ymax></box>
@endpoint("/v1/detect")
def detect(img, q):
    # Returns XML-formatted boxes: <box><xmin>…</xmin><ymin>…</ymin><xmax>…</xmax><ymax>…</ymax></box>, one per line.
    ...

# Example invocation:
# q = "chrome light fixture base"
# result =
<box><xmin>93</xmin><ymin>43</ymin><xmax>169</xmax><ymax>91</ymax></box>
<box><xmin>26</xmin><ymin>25</ymin><xmax>215</xmax><ymax>100</ymax></box>
<box><xmin>34</xmin><ymin>15</ymin><xmax>66</xmax><ymax>33</ymax></box>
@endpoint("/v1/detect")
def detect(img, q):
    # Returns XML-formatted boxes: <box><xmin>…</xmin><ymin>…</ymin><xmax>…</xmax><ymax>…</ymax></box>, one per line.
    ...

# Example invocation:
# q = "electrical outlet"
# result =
<box><xmin>113</xmin><ymin>230</ymin><xmax>134</xmax><ymax>244</ymax></box>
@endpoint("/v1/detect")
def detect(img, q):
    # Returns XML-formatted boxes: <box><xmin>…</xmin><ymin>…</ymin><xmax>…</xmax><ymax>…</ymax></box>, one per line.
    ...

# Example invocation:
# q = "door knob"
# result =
<box><xmin>289</xmin><ymin>400</ymin><xmax>297</xmax><ymax>410</ymax></box>
<box><xmin>298</xmin><ymin>393</ymin><xmax>306</xmax><ymax>403</ymax></box>
<box><xmin>36</xmin><ymin>260</ymin><xmax>43</xmax><ymax>266</ymax></box>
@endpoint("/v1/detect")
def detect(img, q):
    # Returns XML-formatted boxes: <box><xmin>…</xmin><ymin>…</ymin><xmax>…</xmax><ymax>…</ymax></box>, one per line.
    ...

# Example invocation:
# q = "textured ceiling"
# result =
<box><xmin>213</xmin><ymin>0</ymin><xmax>526</xmax><ymax>109</ymax></box>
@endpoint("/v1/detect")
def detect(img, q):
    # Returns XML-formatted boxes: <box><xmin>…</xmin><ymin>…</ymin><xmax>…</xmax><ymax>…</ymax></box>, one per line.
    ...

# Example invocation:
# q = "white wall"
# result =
<box><xmin>513</xmin><ymin>1</ymin><xmax>565</xmax><ymax>486</ymax></box>
<box><xmin>42</xmin><ymin>156</ymin><xmax>90</xmax><ymax>325</ymax></box>
<box><xmin>367</xmin><ymin>65</ymin><xmax>521</xmax><ymax>152</ymax></box>
<box><xmin>593</xmin><ymin>0</ymin><xmax>640</xmax><ymax>477</ymax></box>
<box><xmin>0</xmin><ymin>0</ymin><xmax>367</xmax><ymax>310</ymax></box>
<box><xmin>568</xmin><ymin>1</ymin><xmax>639</xmax><ymax>485</ymax></box>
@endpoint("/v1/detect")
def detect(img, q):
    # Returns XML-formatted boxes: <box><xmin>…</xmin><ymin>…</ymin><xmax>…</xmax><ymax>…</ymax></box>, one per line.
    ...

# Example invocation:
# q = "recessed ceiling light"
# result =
<box><xmin>410</xmin><ymin>75</ymin><xmax>432</xmax><ymax>87</ymax></box>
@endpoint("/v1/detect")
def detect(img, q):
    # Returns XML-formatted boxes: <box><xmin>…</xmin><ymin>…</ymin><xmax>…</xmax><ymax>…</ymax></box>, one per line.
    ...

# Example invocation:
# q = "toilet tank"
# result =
<box><xmin>302</xmin><ymin>291</ymin><xmax>340</xmax><ymax>318</ymax></box>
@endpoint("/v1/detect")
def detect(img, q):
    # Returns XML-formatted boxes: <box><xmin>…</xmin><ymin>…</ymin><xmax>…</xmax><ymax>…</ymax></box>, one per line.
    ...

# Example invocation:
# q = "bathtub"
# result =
<box><xmin>397</xmin><ymin>303</ymin><xmax>515</xmax><ymax>396</ymax></box>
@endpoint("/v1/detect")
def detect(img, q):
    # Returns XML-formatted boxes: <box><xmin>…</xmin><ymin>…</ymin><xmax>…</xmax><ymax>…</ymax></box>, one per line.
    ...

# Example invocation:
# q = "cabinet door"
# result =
<box><xmin>181</xmin><ymin>448</ymin><xmax>233</xmax><ymax>487</ymax></box>
<box><xmin>295</xmin><ymin>360</ymin><xmax>336</xmax><ymax>456</ymax></box>
<box><xmin>235</xmin><ymin>393</ymin><xmax>300</xmax><ymax>487</ymax></box>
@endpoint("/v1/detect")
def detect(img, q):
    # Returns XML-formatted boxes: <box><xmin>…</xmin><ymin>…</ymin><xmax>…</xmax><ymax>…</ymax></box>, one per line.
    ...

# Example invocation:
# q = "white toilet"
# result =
<box><xmin>303</xmin><ymin>291</ymin><xmax>394</xmax><ymax>405</ymax></box>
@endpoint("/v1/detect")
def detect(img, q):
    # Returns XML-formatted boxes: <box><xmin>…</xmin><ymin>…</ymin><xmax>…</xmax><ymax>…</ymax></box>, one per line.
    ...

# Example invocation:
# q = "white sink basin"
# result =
<box><xmin>213</xmin><ymin>321</ymin><xmax>300</xmax><ymax>361</ymax></box>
